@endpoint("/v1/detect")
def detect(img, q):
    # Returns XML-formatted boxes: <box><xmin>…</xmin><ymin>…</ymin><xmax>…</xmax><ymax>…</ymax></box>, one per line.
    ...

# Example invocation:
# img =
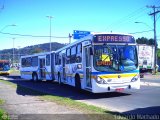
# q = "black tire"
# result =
<box><xmin>75</xmin><ymin>74</ymin><xmax>81</xmax><ymax>89</ymax></box>
<box><xmin>140</xmin><ymin>74</ymin><xmax>144</xmax><ymax>78</ymax></box>
<box><xmin>32</xmin><ymin>73</ymin><xmax>38</xmax><ymax>82</ymax></box>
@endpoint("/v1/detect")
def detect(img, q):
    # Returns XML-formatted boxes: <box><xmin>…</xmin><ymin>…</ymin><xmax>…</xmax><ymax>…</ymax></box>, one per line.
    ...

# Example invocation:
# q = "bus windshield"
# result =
<box><xmin>0</xmin><ymin>61</ymin><xmax>10</xmax><ymax>71</ymax></box>
<box><xmin>93</xmin><ymin>45</ymin><xmax>138</xmax><ymax>72</ymax></box>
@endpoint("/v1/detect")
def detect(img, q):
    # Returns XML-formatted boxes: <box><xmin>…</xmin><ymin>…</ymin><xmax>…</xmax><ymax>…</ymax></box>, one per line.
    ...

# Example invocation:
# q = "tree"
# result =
<box><xmin>31</xmin><ymin>48</ymin><xmax>43</xmax><ymax>54</ymax></box>
<box><xmin>136</xmin><ymin>37</ymin><xmax>155</xmax><ymax>45</ymax></box>
<box><xmin>148</xmin><ymin>38</ymin><xmax>154</xmax><ymax>45</ymax></box>
<box><xmin>157</xmin><ymin>48</ymin><xmax>160</xmax><ymax>59</ymax></box>
<box><xmin>136</xmin><ymin>37</ymin><xmax>148</xmax><ymax>44</ymax></box>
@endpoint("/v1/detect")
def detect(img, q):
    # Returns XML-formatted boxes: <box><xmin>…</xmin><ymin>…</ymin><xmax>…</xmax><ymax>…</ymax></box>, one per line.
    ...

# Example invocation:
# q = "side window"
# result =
<box><xmin>66</xmin><ymin>49</ymin><xmax>70</xmax><ymax>64</ymax></box>
<box><xmin>58</xmin><ymin>53</ymin><xmax>61</xmax><ymax>65</ymax></box>
<box><xmin>32</xmin><ymin>56</ymin><xmax>38</xmax><ymax>67</ymax></box>
<box><xmin>71</xmin><ymin>46</ymin><xmax>76</xmax><ymax>63</ymax></box>
<box><xmin>55</xmin><ymin>53</ymin><xmax>61</xmax><ymax>65</ymax></box>
<box><xmin>71</xmin><ymin>46</ymin><xmax>76</xmax><ymax>55</ymax></box>
<box><xmin>76</xmin><ymin>44</ymin><xmax>82</xmax><ymax>63</ymax></box>
<box><xmin>55</xmin><ymin>54</ymin><xmax>58</xmax><ymax>65</ymax></box>
<box><xmin>77</xmin><ymin>44</ymin><xmax>82</xmax><ymax>54</ymax></box>
<box><xmin>66</xmin><ymin>49</ymin><xmax>70</xmax><ymax>56</ymax></box>
<box><xmin>46</xmin><ymin>54</ymin><xmax>50</xmax><ymax>66</ymax></box>
<box><xmin>26</xmin><ymin>57</ymin><xmax>31</xmax><ymax>67</ymax></box>
<box><xmin>21</xmin><ymin>58</ymin><xmax>26</xmax><ymax>67</ymax></box>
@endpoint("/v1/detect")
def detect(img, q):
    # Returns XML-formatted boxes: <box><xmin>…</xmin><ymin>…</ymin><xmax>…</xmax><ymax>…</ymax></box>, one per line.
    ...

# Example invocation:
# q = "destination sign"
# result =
<box><xmin>93</xmin><ymin>34</ymin><xmax>135</xmax><ymax>43</ymax></box>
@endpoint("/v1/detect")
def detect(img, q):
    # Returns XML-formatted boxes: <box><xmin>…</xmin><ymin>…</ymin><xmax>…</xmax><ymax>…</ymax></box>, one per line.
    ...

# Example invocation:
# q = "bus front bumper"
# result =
<box><xmin>92</xmin><ymin>80</ymin><xmax>140</xmax><ymax>93</ymax></box>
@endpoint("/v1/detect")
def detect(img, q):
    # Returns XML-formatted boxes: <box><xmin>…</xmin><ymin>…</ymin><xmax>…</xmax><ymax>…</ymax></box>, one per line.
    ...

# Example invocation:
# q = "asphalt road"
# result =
<box><xmin>0</xmin><ymin>75</ymin><xmax>160</xmax><ymax>117</ymax></box>
<box><xmin>81</xmin><ymin>77</ymin><xmax>160</xmax><ymax>114</ymax></box>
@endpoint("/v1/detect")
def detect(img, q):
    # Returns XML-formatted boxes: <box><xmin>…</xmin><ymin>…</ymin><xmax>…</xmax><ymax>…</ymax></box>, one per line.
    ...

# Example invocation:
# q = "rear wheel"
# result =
<box><xmin>75</xmin><ymin>74</ymin><xmax>81</xmax><ymax>90</ymax></box>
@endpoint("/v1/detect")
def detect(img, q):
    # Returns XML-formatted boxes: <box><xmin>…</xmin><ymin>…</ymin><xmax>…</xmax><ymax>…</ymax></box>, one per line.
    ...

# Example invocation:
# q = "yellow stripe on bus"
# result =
<box><xmin>91</xmin><ymin>73</ymin><xmax>137</xmax><ymax>79</ymax></box>
<box><xmin>99</xmin><ymin>73</ymin><xmax>137</xmax><ymax>79</ymax></box>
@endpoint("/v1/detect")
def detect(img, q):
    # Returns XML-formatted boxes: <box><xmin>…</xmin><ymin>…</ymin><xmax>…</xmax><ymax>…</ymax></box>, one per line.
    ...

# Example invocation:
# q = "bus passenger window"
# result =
<box><xmin>21</xmin><ymin>58</ymin><xmax>26</xmax><ymax>67</ymax></box>
<box><xmin>46</xmin><ymin>54</ymin><xmax>50</xmax><ymax>66</ymax></box>
<box><xmin>67</xmin><ymin>49</ymin><xmax>71</xmax><ymax>56</ymax></box>
<box><xmin>58</xmin><ymin>55</ymin><xmax>61</xmax><ymax>65</ymax></box>
<box><xmin>71</xmin><ymin>46</ymin><xmax>76</xmax><ymax>55</ymax></box>
<box><xmin>71</xmin><ymin>46</ymin><xmax>76</xmax><ymax>63</ymax></box>
<box><xmin>31</xmin><ymin>56</ymin><xmax>38</xmax><ymax>67</ymax></box>
<box><xmin>66</xmin><ymin>49</ymin><xmax>71</xmax><ymax>64</ymax></box>
<box><xmin>55</xmin><ymin>53</ymin><xmax>61</xmax><ymax>65</ymax></box>
<box><xmin>77</xmin><ymin>44</ymin><xmax>82</xmax><ymax>54</ymax></box>
<box><xmin>26</xmin><ymin>57</ymin><xmax>31</xmax><ymax>67</ymax></box>
<box><xmin>76</xmin><ymin>44</ymin><xmax>82</xmax><ymax>63</ymax></box>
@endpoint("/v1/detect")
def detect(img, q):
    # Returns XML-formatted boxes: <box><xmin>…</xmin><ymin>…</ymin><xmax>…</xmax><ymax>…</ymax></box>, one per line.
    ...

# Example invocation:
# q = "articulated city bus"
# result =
<box><xmin>54</xmin><ymin>32</ymin><xmax>140</xmax><ymax>93</ymax></box>
<box><xmin>20</xmin><ymin>32</ymin><xmax>140</xmax><ymax>93</ymax></box>
<box><xmin>20</xmin><ymin>52</ymin><xmax>55</xmax><ymax>81</ymax></box>
<box><xmin>0</xmin><ymin>60</ymin><xmax>10</xmax><ymax>75</ymax></box>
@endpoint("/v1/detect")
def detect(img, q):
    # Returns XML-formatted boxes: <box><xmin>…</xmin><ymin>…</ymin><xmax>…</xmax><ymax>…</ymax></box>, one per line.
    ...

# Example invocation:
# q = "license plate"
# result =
<box><xmin>115</xmin><ymin>88</ymin><xmax>124</xmax><ymax>92</ymax></box>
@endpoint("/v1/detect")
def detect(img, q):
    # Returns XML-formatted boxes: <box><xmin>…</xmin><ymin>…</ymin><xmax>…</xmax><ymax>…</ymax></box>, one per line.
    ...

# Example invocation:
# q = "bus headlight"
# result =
<box><xmin>131</xmin><ymin>75</ymin><xmax>139</xmax><ymax>82</ymax></box>
<box><xmin>96</xmin><ymin>76</ymin><xmax>107</xmax><ymax>84</ymax></box>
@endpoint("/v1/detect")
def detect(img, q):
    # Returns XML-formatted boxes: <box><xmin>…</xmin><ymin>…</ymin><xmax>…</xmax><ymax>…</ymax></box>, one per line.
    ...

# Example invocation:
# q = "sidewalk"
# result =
<box><xmin>141</xmin><ymin>73</ymin><xmax>160</xmax><ymax>87</ymax></box>
<box><xmin>0</xmin><ymin>81</ymin><xmax>82</xmax><ymax>120</ymax></box>
<box><xmin>144</xmin><ymin>74</ymin><xmax>160</xmax><ymax>79</ymax></box>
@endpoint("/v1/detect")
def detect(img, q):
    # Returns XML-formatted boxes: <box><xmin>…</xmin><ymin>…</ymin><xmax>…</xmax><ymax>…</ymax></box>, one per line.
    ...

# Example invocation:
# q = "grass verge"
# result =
<box><xmin>0</xmin><ymin>99</ymin><xmax>10</xmax><ymax>120</ymax></box>
<box><xmin>0</xmin><ymin>80</ymin><xmax>17</xmax><ymax>88</ymax></box>
<box><xmin>0</xmin><ymin>79</ymin><xmax>126</xmax><ymax>120</ymax></box>
<box><xmin>9</xmin><ymin>68</ymin><xmax>20</xmax><ymax>76</ymax></box>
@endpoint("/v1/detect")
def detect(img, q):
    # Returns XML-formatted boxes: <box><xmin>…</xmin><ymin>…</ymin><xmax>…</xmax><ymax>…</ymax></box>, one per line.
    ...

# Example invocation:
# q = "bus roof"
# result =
<box><xmin>90</xmin><ymin>32</ymin><xmax>133</xmax><ymax>36</ymax></box>
<box><xmin>56</xmin><ymin>32</ymin><xmax>135</xmax><ymax>53</ymax></box>
<box><xmin>21</xmin><ymin>51</ymin><xmax>55</xmax><ymax>58</ymax></box>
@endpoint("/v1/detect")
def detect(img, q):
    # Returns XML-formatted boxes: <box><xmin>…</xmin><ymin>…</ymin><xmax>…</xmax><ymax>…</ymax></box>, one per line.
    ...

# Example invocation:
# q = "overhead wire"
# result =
<box><xmin>129</xmin><ymin>30</ymin><xmax>153</xmax><ymax>34</ymax></box>
<box><xmin>114</xmin><ymin>9</ymin><xmax>149</xmax><ymax>31</ymax></box>
<box><xmin>106</xmin><ymin>6</ymin><xmax>147</xmax><ymax>31</ymax></box>
<box><xmin>0</xmin><ymin>31</ymin><xmax>69</xmax><ymax>38</ymax></box>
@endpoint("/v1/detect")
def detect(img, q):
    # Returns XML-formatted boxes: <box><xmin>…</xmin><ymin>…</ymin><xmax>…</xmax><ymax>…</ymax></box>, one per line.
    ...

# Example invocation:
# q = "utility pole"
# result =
<box><xmin>12</xmin><ymin>38</ymin><xmax>15</xmax><ymax>67</ymax></box>
<box><xmin>46</xmin><ymin>16</ymin><xmax>53</xmax><ymax>52</ymax></box>
<box><xmin>68</xmin><ymin>33</ymin><xmax>72</xmax><ymax>44</ymax></box>
<box><xmin>147</xmin><ymin>5</ymin><xmax>160</xmax><ymax>74</ymax></box>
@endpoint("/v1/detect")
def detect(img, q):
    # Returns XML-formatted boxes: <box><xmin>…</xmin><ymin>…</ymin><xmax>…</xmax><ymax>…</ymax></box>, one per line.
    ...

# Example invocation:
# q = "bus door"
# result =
<box><xmin>84</xmin><ymin>46</ymin><xmax>92</xmax><ymax>88</ymax></box>
<box><xmin>62</xmin><ymin>54</ymin><xmax>66</xmax><ymax>82</ymax></box>
<box><xmin>39</xmin><ymin>58</ymin><xmax>46</xmax><ymax>79</ymax></box>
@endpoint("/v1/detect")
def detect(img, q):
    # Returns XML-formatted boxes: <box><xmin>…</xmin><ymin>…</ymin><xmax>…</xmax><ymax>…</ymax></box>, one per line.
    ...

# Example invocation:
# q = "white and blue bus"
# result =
<box><xmin>20</xmin><ymin>32</ymin><xmax>140</xmax><ymax>93</ymax></box>
<box><xmin>20</xmin><ymin>51</ymin><xmax>55</xmax><ymax>81</ymax></box>
<box><xmin>54</xmin><ymin>32</ymin><xmax>140</xmax><ymax>93</ymax></box>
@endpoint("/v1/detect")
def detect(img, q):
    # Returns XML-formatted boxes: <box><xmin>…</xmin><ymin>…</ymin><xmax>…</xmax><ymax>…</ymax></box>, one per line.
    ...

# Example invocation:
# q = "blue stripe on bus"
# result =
<box><xmin>91</xmin><ymin>70</ymin><xmax>139</xmax><ymax>75</ymax></box>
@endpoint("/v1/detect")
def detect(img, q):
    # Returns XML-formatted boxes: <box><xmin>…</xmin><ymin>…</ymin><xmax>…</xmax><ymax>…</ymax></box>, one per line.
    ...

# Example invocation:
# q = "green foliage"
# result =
<box><xmin>31</xmin><ymin>48</ymin><xmax>43</xmax><ymax>54</ymax></box>
<box><xmin>136</xmin><ymin>37</ymin><xmax>155</xmax><ymax>45</ymax></box>
<box><xmin>0</xmin><ymin>42</ymin><xmax>66</xmax><ymax>62</ymax></box>
<box><xmin>157</xmin><ymin>48</ymin><xmax>160</xmax><ymax>59</ymax></box>
<box><xmin>0</xmin><ymin>109</ymin><xmax>10</xmax><ymax>120</ymax></box>
<box><xmin>0</xmin><ymin>99</ymin><xmax>10</xmax><ymax>120</ymax></box>
<box><xmin>0</xmin><ymin>99</ymin><xmax>4</xmax><ymax>105</ymax></box>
